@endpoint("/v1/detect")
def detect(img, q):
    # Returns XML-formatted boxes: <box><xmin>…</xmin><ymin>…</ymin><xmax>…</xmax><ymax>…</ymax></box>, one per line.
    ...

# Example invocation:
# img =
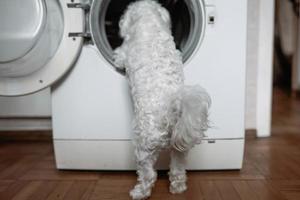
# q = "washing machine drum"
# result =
<box><xmin>91</xmin><ymin>0</ymin><xmax>206</xmax><ymax>66</ymax></box>
<box><xmin>0</xmin><ymin>0</ymin><xmax>205</xmax><ymax>96</ymax></box>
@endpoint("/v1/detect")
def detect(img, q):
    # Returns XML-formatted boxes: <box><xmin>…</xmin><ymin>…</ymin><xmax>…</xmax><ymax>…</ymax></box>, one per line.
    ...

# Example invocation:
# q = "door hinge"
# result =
<box><xmin>67</xmin><ymin>2</ymin><xmax>91</xmax><ymax>40</ymax></box>
<box><xmin>69</xmin><ymin>32</ymin><xmax>91</xmax><ymax>39</ymax></box>
<box><xmin>67</xmin><ymin>3</ymin><xmax>90</xmax><ymax>11</ymax></box>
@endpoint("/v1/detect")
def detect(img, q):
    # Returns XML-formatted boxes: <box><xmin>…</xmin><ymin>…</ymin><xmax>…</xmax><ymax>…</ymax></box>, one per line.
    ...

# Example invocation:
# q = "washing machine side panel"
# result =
<box><xmin>52</xmin><ymin>46</ymin><xmax>133</xmax><ymax>140</ymax></box>
<box><xmin>54</xmin><ymin>139</ymin><xmax>244</xmax><ymax>170</ymax></box>
<box><xmin>185</xmin><ymin>0</ymin><xmax>248</xmax><ymax>139</ymax></box>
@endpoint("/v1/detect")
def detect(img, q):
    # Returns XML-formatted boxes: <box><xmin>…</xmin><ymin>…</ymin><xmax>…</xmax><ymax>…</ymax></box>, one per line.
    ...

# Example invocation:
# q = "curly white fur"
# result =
<box><xmin>113</xmin><ymin>1</ymin><xmax>211</xmax><ymax>199</ymax></box>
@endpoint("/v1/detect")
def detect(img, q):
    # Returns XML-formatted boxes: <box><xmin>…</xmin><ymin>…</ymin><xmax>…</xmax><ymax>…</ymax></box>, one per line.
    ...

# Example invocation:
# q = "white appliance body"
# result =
<box><xmin>52</xmin><ymin>0</ymin><xmax>247</xmax><ymax>170</ymax></box>
<box><xmin>0</xmin><ymin>0</ymin><xmax>247</xmax><ymax>170</ymax></box>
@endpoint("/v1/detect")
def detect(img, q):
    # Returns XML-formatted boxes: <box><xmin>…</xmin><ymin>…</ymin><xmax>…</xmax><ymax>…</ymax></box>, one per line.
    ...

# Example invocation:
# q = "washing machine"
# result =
<box><xmin>0</xmin><ymin>0</ymin><xmax>247</xmax><ymax>170</ymax></box>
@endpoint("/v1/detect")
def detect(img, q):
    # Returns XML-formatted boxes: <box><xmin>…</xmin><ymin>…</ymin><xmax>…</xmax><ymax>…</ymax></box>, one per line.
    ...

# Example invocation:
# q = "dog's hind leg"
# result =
<box><xmin>130</xmin><ymin>148</ymin><xmax>159</xmax><ymax>200</ymax></box>
<box><xmin>130</xmin><ymin>129</ymin><xmax>166</xmax><ymax>200</ymax></box>
<box><xmin>169</xmin><ymin>150</ymin><xmax>188</xmax><ymax>194</ymax></box>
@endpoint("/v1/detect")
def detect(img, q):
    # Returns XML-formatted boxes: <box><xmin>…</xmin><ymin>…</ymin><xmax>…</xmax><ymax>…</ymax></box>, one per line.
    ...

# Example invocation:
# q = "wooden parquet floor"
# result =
<box><xmin>0</xmin><ymin>88</ymin><xmax>299</xmax><ymax>200</ymax></box>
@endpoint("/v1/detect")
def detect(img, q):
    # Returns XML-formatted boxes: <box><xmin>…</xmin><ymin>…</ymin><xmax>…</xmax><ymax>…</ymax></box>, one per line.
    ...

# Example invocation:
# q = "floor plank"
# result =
<box><xmin>0</xmin><ymin>180</ymin><xmax>14</xmax><ymax>193</ymax></box>
<box><xmin>20</xmin><ymin>169</ymin><xmax>99</xmax><ymax>181</ymax></box>
<box><xmin>63</xmin><ymin>181</ymin><xmax>96</xmax><ymax>200</ymax></box>
<box><xmin>89</xmin><ymin>179</ymin><xmax>134</xmax><ymax>200</ymax></box>
<box><xmin>11</xmin><ymin>181</ymin><xmax>43</xmax><ymax>200</ymax></box>
<box><xmin>268</xmin><ymin>180</ymin><xmax>300</xmax><ymax>191</ymax></box>
<box><xmin>247</xmin><ymin>180</ymin><xmax>286</xmax><ymax>200</ymax></box>
<box><xmin>0</xmin><ymin>181</ymin><xmax>29</xmax><ymax>200</ymax></box>
<box><xmin>80</xmin><ymin>181</ymin><xmax>97</xmax><ymax>200</ymax></box>
<box><xmin>198</xmin><ymin>180</ymin><xmax>222</xmax><ymax>200</ymax></box>
<box><xmin>184</xmin><ymin>177</ymin><xmax>204</xmax><ymax>200</ymax></box>
<box><xmin>215</xmin><ymin>180</ymin><xmax>241</xmax><ymax>200</ymax></box>
<box><xmin>232</xmin><ymin>181</ymin><xmax>259</xmax><ymax>200</ymax></box>
<box><xmin>282</xmin><ymin>191</ymin><xmax>300</xmax><ymax>200</ymax></box>
<box><xmin>0</xmin><ymin>155</ymin><xmax>40</xmax><ymax>180</ymax></box>
<box><xmin>45</xmin><ymin>181</ymin><xmax>73</xmax><ymax>200</ymax></box>
<box><xmin>27</xmin><ymin>181</ymin><xmax>58</xmax><ymax>200</ymax></box>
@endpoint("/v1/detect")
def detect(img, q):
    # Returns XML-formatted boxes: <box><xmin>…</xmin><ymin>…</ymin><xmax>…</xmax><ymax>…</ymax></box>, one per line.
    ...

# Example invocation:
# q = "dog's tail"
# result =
<box><xmin>170</xmin><ymin>85</ymin><xmax>211</xmax><ymax>152</ymax></box>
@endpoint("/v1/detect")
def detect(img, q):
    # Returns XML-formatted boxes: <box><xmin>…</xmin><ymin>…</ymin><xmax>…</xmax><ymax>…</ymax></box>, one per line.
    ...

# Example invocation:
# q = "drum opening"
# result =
<box><xmin>91</xmin><ymin>0</ymin><xmax>205</xmax><ymax>68</ymax></box>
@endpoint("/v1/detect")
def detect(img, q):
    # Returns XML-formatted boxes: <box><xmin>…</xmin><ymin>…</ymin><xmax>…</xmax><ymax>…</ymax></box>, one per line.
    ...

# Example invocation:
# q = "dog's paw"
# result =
<box><xmin>169</xmin><ymin>173</ymin><xmax>187</xmax><ymax>194</ymax></box>
<box><xmin>130</xmin><ymin>184</ymin><xmax>151</xmax><ymax>200</ymax></box>
<box><xmin>169</xmin><ymin>181</ymin><xmax>187</xmax><ymax>194</ymax></box>
<box><xmin>113</xmin><ymin>47</ymin><xmax>126</xmax><ymax>70</ymax></box>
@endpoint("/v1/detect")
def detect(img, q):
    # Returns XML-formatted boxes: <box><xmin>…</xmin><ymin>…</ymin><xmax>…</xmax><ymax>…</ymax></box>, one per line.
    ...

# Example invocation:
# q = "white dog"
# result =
<box><xmin>113</xmin><ymin>0</ymin><xmax>211</xmax><ymax>199</ymax></box>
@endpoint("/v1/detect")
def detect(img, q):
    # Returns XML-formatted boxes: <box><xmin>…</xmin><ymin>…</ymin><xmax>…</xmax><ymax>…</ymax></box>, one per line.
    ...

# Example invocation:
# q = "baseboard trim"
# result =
<box><xmin>0</xmin><ymin>130</ymin><xmax>52</xmax><ymax>141</ymax></box>
<box><xmin>0</xmin><ymin>118</ymin><xmax>52</xmax><ymax>131</ymax></box>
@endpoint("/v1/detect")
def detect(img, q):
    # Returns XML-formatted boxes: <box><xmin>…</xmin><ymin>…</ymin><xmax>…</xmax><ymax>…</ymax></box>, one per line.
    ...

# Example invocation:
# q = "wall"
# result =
<box><xmin>255</xmin><ymin>0</ymin><xmax>275</xmax><ymax>137</ymax></box>
<box><xmin>0</xmin><ymin>89</ymin><xmax>51</xmax><ymax>130</ymax></box>
<box><xmin>245</xmin><ymin>0</ymin><xmax>260</xmax><ymax>129</ymax></box>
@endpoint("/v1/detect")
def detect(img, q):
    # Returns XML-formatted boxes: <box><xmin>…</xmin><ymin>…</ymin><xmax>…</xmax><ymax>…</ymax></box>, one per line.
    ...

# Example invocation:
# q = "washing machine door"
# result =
<box><xmin>89</xmin><ymin>0</ymin><xmax>206</xmax><ymax>70</ymax></box>
<box><xmin>0</xmin><ymin>0</ymin><xmax>85</xmax><ymax>96</ymax></box>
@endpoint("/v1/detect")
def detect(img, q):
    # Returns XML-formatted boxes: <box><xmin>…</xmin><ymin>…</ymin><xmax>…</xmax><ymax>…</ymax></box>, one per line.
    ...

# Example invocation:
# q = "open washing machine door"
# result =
<box><xmin>0</xmin><ymin>0</ymin><xmax>85</xmax><ymax>96</ymax></box>
<box><xmin>89</xmin><ymin>0</ymin><xmax>206</xmax><ymax>70</ymax></box>
<box><xmin>0</xmin><ymin>0</ymin><xmax>206</xmax><ymax>97</ymax></box>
